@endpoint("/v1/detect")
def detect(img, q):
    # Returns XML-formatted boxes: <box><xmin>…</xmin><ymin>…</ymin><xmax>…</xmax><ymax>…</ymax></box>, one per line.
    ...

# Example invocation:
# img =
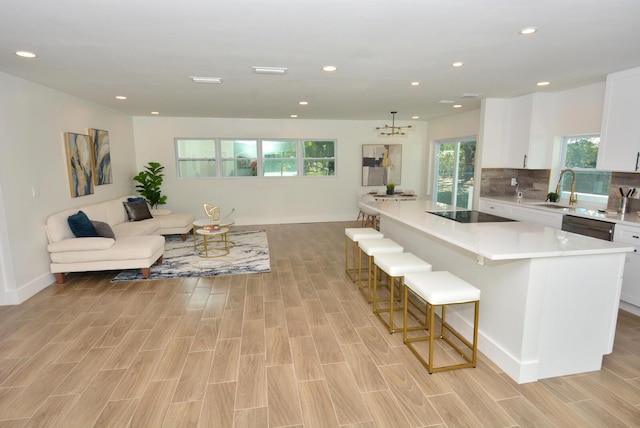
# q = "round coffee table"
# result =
<box><xmin>195</xmin><ymin>227</ymin><xmax>230</xmax><ymax>257</ymax></box>
<box><xmin>192</xmin><ymin>218</ymin><xmax>235</xmax><ymax>251</ymax></box>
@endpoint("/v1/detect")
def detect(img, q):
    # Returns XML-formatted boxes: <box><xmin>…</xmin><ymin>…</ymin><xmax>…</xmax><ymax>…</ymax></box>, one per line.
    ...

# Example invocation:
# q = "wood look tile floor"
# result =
<box><xmin>1</xmin><ymin>221</ymin><xmax>639</xmax><ymax>427</ymax></box>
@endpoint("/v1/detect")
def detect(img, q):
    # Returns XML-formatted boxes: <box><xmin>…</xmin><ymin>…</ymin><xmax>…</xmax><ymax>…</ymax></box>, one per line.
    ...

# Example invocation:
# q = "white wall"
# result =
<box><xmin>0</xmin><ymin>72</ymin><xmax>137</xmax><ymax>305</ymax></box>
<box><xmin>132</xmin><ymin>117</ymin><xmax>427</xmax><ymax>225</ymax></box>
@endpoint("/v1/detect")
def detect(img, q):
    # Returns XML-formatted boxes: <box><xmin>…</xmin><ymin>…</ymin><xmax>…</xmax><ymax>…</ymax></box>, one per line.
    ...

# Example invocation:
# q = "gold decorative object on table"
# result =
<box><xmin>203</xmin><ymin>203</ymin><xmax>220</xmax><ymax>222</ymax></box>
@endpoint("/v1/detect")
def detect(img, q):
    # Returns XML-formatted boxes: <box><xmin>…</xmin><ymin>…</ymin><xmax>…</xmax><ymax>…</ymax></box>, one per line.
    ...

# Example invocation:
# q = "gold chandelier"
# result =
<box><xmin>376</xmin><ymin>111</ymin><xmax>413</xmax><ymax>136</ymax></box>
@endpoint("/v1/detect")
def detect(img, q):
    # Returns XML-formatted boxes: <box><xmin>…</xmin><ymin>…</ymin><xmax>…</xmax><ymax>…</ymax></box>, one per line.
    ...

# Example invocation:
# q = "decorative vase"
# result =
<box><xmin>386</xmin><ymin>188</ymin><xmax>395</xmax><ymax>195</ymax></box>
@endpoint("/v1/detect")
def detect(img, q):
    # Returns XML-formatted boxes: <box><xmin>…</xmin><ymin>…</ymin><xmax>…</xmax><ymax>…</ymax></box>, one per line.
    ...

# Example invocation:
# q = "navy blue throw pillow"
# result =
<box><xmin>128</xmin><ymin>197</ymin><xmax>145</xmax><ymax>202</ymax></box>
<box><xmin>67</xmin><ymin>211</ymin><xmax>99</xmax><ymax>237</ymax></box>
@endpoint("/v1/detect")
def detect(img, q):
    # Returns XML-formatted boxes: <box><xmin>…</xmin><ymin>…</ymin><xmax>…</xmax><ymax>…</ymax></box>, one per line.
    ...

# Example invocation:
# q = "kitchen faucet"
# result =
<box><xmin>555</xmin><ymin>168</ymin><xmax>578</xmax><ymax>205</ymax></box>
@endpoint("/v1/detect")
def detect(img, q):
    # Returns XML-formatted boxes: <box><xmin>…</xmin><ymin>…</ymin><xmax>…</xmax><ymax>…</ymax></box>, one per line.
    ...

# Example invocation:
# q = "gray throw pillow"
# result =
<box><xmin>123</xmin><ymin>200</ymin><xmax>153</xmax><ymax>221</ymax></box>
<box><xmin>91</xmin><ymin>220</ymin><xmax>115</xmax><ymax>239</ymax></box>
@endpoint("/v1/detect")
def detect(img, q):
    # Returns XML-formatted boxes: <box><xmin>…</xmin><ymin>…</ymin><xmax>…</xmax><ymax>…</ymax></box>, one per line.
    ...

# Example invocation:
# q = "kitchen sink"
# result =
<box><xmin>535</xmin><ymin>203</ymin><xmax>571</xmax><ymax>209</ymax></box>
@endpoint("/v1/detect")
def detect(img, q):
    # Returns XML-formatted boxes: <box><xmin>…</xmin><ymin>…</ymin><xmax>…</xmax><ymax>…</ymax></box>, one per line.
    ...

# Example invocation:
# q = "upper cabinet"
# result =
<box><xmin>597</xmin><ymin>67</ymin><xmax>640</xmax><ymax>172</ymax></box>
<box><xmin>480</xmin><ymin>93</ymin><xmax>554</xmax><ymax>169</ymax></box>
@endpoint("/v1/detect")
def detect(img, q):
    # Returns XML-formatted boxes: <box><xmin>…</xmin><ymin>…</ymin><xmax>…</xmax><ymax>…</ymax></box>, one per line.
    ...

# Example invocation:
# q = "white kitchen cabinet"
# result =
<box><xmin>479</xmin><ymin>198</ymin><xmax>563</xmax><ymax>229</ymax></box>
<box><xmin>506</xmin><ymin>93</ymin><xmax>555</xmax><ymax>169</ymax></box>
<box><xmin>480</xmin><ymin>94</ymin><xmax>555</xmax><ymax>169</ymax></box>
<box><xmin>597</xmin><ymin>66</ymin><xmax>640</xmax><ymax>172</ymax></box>
<box><xmin>613</xmin><ymin>224</ymin><xmax>640</xmax><ymax>309</ymax></box>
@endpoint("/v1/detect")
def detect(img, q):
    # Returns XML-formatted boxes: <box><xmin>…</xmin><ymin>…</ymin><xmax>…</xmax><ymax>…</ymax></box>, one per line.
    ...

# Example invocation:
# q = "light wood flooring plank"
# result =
<box><xmin>322</xmin><ymin>362</ymin><xmax>372</xmax><ymax>425</ymax></box>
<box><xmin>172</xmin><ymin>350</ymin><xmax>212</xmax><ymax>403</ymax></box>
<box><xmin>208</xmin><ymin>338</ymin><xmax>241</xmax><ymax>384</ymax></box>
<box><xmin>151</xmin><ymin>337</ymin><xmax>193</xmax><ymax>381</ymax></box>
<box><xmin>129</xmin><ymin>379</ymin><xmax>178</xmax><ymax>428</ymax></box>
<box><xmin>235</xmin><ymin>353</ymin><xmax>267</xmax><ymax>409</ymax></box>
<box><xmin>0</xmin><ymin>222</ymin><xmax>639</xmax><ymax>427</ymax></box>
<box><xmin>267</xmin><ymin>364</ymin><xmax>303</xmax><ymax>427</ymax></box>
<box><xmin>59</xmin><ymin>369</ymin><xmax>127</xmax><ymax>427</ymax></box>
<box><xmin>201</xmin><ymin>382</ymin><xmax>235</xmax><ymax>427</ymax></box>
<box><xmin>298</xmin><ymin>380</ymin><xmax>340</xmax><ymax>428</ymax></box>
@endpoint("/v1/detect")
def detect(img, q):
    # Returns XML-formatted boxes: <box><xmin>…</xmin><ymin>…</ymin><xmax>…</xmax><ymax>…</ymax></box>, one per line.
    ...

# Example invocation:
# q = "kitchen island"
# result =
<box><xmin>361</xmin><ymin>199</ymin><xmax>633</xmax><ymax>383</ymax></box>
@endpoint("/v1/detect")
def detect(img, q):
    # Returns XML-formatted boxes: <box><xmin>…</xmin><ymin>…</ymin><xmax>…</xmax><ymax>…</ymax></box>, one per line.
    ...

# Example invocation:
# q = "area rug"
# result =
<box><xmin>111</xmin><ymin>230</ymin><xmax>270</xmax><ymax>282</ymax></box>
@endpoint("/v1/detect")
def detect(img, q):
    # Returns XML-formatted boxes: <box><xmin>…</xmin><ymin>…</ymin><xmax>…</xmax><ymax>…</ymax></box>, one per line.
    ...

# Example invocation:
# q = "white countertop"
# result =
<box><xmin>483</xmin><ymin>196</ymin><xmax>640</xmax><ymax>227</ymax></box>
<box><xmin>361</xmin><ymin>199</ymin><xmax>634</xmax><ymax>261</ymax></box>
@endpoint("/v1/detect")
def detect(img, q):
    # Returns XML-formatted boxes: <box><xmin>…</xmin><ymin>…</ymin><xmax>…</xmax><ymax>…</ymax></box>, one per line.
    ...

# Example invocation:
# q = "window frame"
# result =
<box><xmin>175</xmin><ymin>137</ymin><xmax>336</xmax><ymax>179</ymax></box>
<box><xmin>558</xmin><ymin>134</ymin><xmax>609</xmax><ymax>204</ymax></box>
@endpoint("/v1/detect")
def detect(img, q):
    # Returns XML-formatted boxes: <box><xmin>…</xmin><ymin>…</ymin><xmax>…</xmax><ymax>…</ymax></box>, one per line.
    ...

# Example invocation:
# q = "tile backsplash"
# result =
<box><xmin>481</xmin><ymin>168</ymin><xmax>640</xmax><ymax>212</ymax></box>
<box><xmin>480</xmin><ymin>168</ymin><xmax>551</xmax><ymax>200</ymax></box>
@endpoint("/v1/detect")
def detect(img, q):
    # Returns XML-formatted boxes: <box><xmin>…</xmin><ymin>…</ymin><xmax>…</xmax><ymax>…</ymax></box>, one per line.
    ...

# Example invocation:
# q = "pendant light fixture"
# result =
<box><xmin>376</xmin><ymin>111</ymin><xmax>413</xmax><ymax>136</ymax></box>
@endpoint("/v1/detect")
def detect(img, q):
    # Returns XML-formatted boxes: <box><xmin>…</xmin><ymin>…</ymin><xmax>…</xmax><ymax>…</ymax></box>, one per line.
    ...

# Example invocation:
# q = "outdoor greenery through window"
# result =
<box><xmin>434</xmin><ymin>138</ymin><xmax>476</xmax><ymax>209</ymax></box>
<box><xmin>175</xmin><ymin>138</ymin><xmax>335</xmax><ymax>178</ymax></box>
<box><xmin>558</xmin><ymin>135</ymin><xmax>610</xmax><ymax>202</ymax></box>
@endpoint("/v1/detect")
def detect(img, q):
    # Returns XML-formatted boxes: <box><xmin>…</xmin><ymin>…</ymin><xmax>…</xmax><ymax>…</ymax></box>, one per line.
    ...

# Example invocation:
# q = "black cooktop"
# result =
<box><xmin>428</xmin><ymin>210</ymin><xmax>516</xmax><ymax>223</ymax></box>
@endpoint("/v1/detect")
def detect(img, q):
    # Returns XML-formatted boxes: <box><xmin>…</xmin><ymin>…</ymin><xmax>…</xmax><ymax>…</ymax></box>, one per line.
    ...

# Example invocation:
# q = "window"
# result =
<box><xmin>221</xmin><ymin>139</ymin><xmax>257</xmax><ymax>177</ymax></box>
<box><xmin>262</xmin><ymin>140</ymin><xmax>298</xmax><ymax>176</ymax></box>
<box><xmin>176</xmin><ymin>139</ymin><xmax>216</xmax><ymax>177</ymax></box>
<box><xmin>558</xmin><ymin>135</ymin><xmax>610</xmax><ymax>203</ymax></box>
<box><xmin>433</xmin><ymin>138</ymin><xmax>476</xmax><ymax>209</ymax></box>
<box><xmin>303</xmin><ymin>140</ymin><xmax>335</xmax><ymax>176</ymax></box>
<box><xmin>175</xmin><ymin>138</ymin><xmax>336</xmax><ymax>178</ymax></box>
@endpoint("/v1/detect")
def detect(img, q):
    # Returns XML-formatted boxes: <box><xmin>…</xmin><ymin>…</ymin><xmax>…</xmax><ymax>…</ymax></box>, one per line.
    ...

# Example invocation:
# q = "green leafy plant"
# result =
<box><xmin>546</xmin><ymin>192</ymin><xmax>560</xmax><ymax>203</ymax></box>
<box><xmin>133</xmin><ymin>162</ymin><xmax>167</xmax><ymax>208</ymax></box>
<box><xmin>386</xmin><ymin>182</ymin><xmax>396</xmax><ymax>195</ymax></box>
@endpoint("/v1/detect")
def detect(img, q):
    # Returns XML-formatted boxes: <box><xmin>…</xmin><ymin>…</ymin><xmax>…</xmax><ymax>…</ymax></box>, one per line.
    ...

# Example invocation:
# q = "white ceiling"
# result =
<box><xmin>1</xmin><ymin>0</ymin><xmax>639</xmax><ymax>122</ymax></box>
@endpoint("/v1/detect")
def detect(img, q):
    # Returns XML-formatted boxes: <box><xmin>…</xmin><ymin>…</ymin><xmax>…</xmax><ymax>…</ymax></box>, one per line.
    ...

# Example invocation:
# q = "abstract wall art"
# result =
<box><xmin>89</xmin><ymin>128</ymin><xmax>112</xmax><ymax>185</ymax></box>
<box><xmin>362</xmin><ymin>144</ymin><xmax>402</xmax><ymax>186</ymax></box>
<box><xmin>64</xmin><ymin>132</ymin><xmax>94</xmax><ymax>197</ymax></box>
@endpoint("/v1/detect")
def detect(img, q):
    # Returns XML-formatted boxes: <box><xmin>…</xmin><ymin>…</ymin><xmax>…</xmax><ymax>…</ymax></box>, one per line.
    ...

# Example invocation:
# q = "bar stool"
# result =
<box><xmin>372</xmin><ymin>253</ymin><xmax>432</xmax><ymax>334</ymax></box>
<box><xmin>358</xmin><ymin>238</ymin><xmax>403</xmax><ymax>302</ymax></box>
<box><xmin>403</xmin><ymin>271</ymin><xmax>480</xmax><ymax>374</ymax></box>
<box><xmin>345</xmin><ymin>228</ymin><xmax>384</xmax><ymax>283</ymax></box>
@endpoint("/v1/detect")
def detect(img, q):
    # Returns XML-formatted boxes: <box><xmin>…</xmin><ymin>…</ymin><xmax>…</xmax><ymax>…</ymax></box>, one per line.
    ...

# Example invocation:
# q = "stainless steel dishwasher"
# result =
<box><xmin>561</xmin><ymin>214</ymin><xmax>615</xmax><ymax>241</ymax></box>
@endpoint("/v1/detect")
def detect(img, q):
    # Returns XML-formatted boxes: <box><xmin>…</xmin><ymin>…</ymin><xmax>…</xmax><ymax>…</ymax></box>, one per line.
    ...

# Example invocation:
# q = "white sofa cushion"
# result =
<box><xmin>112</xmin><ymin>219</ymin><xmax>161</xmax><ymax>237</ymax></box>
<box><xmin>105</xmin><ymin>198</ymin><xmax>128</xmax><ymax>225</ymax></box>
<box><xmin>50</xmin><ymin>236</ymin><xmax>164</xmax><ymax>264</ymax></box>
<box><xmin>48</xmin><ymin>237</ymin><xmax>115</xmax><ymax>253</ymax></box>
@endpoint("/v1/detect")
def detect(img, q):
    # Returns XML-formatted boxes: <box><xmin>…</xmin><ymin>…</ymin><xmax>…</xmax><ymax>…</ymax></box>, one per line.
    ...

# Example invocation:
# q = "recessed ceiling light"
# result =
<box><xmin>520</xmin><ymin>27</ymin><xmax>538</xmax><ymax>35</ymax></box>
<box><xmin>438</xmin><ymin>100</ymin><xmax>455</xmax><ymax>104</ymax></box>
<box><xmin>412</xmin><ymin>116</ymin><xmax>420</xmax><ymax>119</ymax></box>
<box><xmin>190</xmin><ymin>76</ymin><xmax>223</xmax><ymax>84</ymax></box>
<box><xmin>15</xmin><ymin>50</ymin><xmax>37</xmax><ymax>58</ymax></box>
<box><xmin>322</xmin><ymin>65</ymin><xmax>337</xmax><ymax>72</ymax></box>
<box><xmin>299</xmin><ymin>101</ymin><xmax>308</xmax><ymax>105</ymax></box>
<box><xmin>411</xmin><ymin>81</ymin><xmax>420</xmax><ymax>86</ymax></box>
<box><xmin>115</xmin><ymin>95</ymin><xmax>127</xmax><ymax>100</ymax></box>
<box><xmin>537</xmin><ymin>81</ymin><xmax>550</xmax><ymax>86</ymax></box>
<box><xmin>451</xmin><ymin>61</ymin><xmax>464</xmax><ymax>67</ymax></box>
<box><xmin>151</xmin><ymin>111</ymin><xmax>160</xmax><ymax>115</ymax></box>
<box><xmin>453</xmin><ymin>104</ymin><xmax>462</xmax><ymax>108</ymax></box>
<box><xmin>290</xmin><ymin>114</ymin><xmax>298</xmax><ymax>118</ymax></box>
<box><xmin>252</xmin><ymin>66</ymin><xmax>287</xmax><ymax>75</ymax></box>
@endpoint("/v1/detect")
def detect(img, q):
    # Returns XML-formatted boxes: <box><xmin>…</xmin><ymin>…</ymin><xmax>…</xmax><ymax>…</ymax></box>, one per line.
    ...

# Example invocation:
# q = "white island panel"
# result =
<box><xmin>364</xmin><ymin>200</ymin><xmax>631</xmax><ymax>383</ymax></box>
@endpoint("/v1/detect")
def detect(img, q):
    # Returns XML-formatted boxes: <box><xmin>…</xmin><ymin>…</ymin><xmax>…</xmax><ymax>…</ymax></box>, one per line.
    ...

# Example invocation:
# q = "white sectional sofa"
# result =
<box><xmin>45</xmin><ymin>196</ymin><xmax>195</xmax><ymax>284</ymax></box>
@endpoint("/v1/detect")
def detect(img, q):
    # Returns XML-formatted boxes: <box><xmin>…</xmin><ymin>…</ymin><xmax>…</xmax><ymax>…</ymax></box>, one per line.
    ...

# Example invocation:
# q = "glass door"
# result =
<box><xmin>434</xmin><ymin>139</ymin><xmax>476</xmax><ymax>208</ymax></box>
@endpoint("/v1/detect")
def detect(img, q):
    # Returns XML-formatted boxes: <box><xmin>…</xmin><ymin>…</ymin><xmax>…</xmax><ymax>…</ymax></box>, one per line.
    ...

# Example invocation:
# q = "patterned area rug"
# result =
<box><xmin>111</xmin><ymin>230</ymin><xmax>270</xmax><ymax>282</ymax></box>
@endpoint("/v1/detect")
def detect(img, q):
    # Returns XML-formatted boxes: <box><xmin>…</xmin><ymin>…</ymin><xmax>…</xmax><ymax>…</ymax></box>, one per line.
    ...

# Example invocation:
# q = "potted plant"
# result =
<box><xmin>546</xmin><ymin>192</ymin><xmax>560</xmax><ymax>203</ymax></box>
<box><xmin>133</xmin><ymin>161</ymin><xmax>167</xmax><ymax>208</ymax></box>
<box><xmin>386</xmin><ymin>183</ymin><xmax>396</xmax><ymax>195</ymax></box>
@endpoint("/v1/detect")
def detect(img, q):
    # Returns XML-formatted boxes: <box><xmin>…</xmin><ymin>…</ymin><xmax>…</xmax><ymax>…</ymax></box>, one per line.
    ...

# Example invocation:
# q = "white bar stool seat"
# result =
<box><xmin>403</xmin><ymin>271</ymin><xmax>480</xmax><ymax>374</ymax></box>
<box><xmin>345</xmin><ymin>228</ymin><xmax>384</xmax><ymax>282</ymax></box>
<box><xmin>358</xmin><ymin>238</ymin><xmax>403</xmax><ymax>302</ymax></box>
<box><xmin>373</xmin><ymin>253</ymin><xmax>432</xmax><ymax>334</ymax></box>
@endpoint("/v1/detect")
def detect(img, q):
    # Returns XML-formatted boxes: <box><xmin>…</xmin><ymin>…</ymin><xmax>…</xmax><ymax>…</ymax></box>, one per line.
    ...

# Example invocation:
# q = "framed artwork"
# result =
<box><xmin>65</xmin><ymin>132</ymin><xmax>94</xmax><ymax>197</ymax></box>
<box><xmin>89</xmin><ymin>128</ymin><xmax>112</xmax><ymax>185</ymax></box>
<box><xmin>362</xmin><ymin>144</ymin><xmax>402</xmax><ymax>186</ymax></box>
